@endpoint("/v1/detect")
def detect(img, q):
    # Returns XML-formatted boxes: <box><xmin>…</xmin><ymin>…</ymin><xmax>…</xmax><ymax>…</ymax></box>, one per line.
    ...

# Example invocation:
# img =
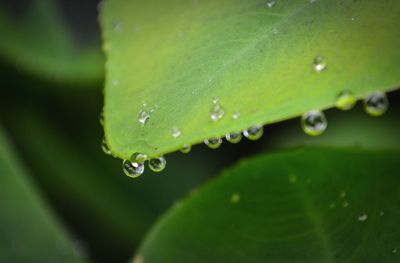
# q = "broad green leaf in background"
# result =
<box><xmin>101</xmin><ymin>0</ymin><xmax>400</xmax><ymax>159</ymax></box>
<box><xmin>137</xmin><ymin>148</ymin><xmax>400</xmax><ymax>262</ymax></box>
<box><xmin>0</xmin><ymin>125</ymin><xmax>84</xmax><ymax>263</ymax></box>
<box><xmin>0</xmin><ymin>0</ymin><xmax>103</xmax><ymax>85</ymax></box>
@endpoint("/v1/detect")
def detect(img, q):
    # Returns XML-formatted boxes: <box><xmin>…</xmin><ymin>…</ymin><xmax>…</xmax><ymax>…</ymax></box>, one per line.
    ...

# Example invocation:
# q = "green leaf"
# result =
<box><xmin>0</xmin><ymin>0</ymin><xmax>103</xmax><ymax>85</ymax></box>
<box><xmin>0</xmin><ymin>125</ymin><xmax>85</xmax><ymax>262</ymax></box>
<box><xmin>101</xmin><ymin>0</ymin><xmax>400</xmax><ymax>158</ymax></box>
<box><xmin>137</xmin><ymin>148</ymin><xmax>400</xmax><ymax>262</ymax></box>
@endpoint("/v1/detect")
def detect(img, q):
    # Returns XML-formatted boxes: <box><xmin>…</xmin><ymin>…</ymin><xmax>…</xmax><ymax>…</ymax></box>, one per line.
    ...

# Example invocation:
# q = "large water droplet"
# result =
<box><xmin>101</xmin><ymin>137</ymin><xmax>112</xmax><ymax>155</ymax></box>
<box><xmin>226</xmin><ymin>132</ymin><xmax>242</xmax><ymax>144</ymax></box>
<box><xmin>336</xmin><ymin>90</ymin><xmax>357</xmax><ymax>110</ymax></box>
<box><xmin>266</xmin><ymin>0</ymin><xmax>276</xmax><ymax>8</ymax></box>
<box><xmin>204</xmin><ymin>137</ymin><xmax>222</xmax><ymax>149</ymax></box>
<box><xmin>138</xmin><ymin>109</ymin><xmax>151</xmax><ymax>125</ymax></box>
<box><xmin>122</xmin><ymin>160</ymin><xmax>144</xmax><ymax>178</ymax></box>
<box><xmin>363</xmin><ymin>91</ymin><xmax>388</xmax><ymax>116</ymax></box>
<box><xmin>210</xmin><ymin>98</ymin><xmax>225</xmax><ymax>121</ymax></box>
<box><xmin>130</xmin><ymin>152</ymin><xmax>147</xmax><ymax>163</ymax></box>
<box><xmin>172</xmin><ymin>127</ymin><xmax>182</xmax><ymax>139</ymax></box>
<box><xmin>301</xmin><ymin>110</ymin><xmax>327</xmax><ymax>136</ymax></box>
<box><xmin>358</xmin><ymin>213</ymin><xmax>368</xmax><ymax>221</ymax></box>
<box><xmin>180</xmin><ymin>144</ymin><xmax>191</xmax><ymax>154</ymax></box>
<box><xmin>243</xmin><ymin>125</ymin><xmax>263</xmax><ymax>140</ymax></box>
<box><xmin>313</xmin><ymin>55</ymin><xmax>327</xmax><ymax>72</ymax></box>
<box><xmin>148</xmin><ymin>157</ymin><xmax>167</xmax><ymax>172</ymax></box>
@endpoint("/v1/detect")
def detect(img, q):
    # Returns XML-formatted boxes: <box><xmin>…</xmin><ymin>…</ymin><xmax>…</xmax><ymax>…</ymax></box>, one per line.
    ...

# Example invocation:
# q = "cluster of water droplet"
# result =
<box><xmin>122</xmin><ymin>152</ymin><xmax>167</xmax><ymax>178</ymax></box>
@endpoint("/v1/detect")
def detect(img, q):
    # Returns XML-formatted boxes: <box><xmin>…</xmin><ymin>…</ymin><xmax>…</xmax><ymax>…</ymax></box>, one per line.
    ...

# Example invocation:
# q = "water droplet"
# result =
<box><xmin>392</xmin><ymin>248</ymin><xmax>398</xmax><ymax>254</ymax></box>
<box><xmin>172</xmin><ymin>127</ymin><xmax>182</xmax><ymax>139</ymax></box>
<box><xmin>138</xmin><ymin>109</ymin><xmax>151</xmax><ymax>125</ymax></box>
<box><xmin>180</xmin><ymin>144</ymin><xmax>191</xmax><ymax>154</ymax></box>
<box><xmin>272</xmin><ymin>28</ymin><xmax>279</xmax><ymax>35</ymax></box>
<box><xmin>336</xmin><ymin>90</ymin><xmax>357</xmax><ymax>110</ymax></box>
<box><xmin>363</xmin><ymin>91</ymin><xmax>388</xmax><ymax>116</ymax></box>
<box><xmin>339</xmin><ymin>191</ymin><xmax>346</xmax><ymax>199</ymax></box>
<box><xmin>358</xmin><ymin>213</ymin><xmax>368</xmax><ymax>221</ymax></box>
<box><xmin>210</xmin><ymin>98</ymin><xmax>225</xmax><ymax>121</ymax></box>
<box><xmin>243</xmin><ymin>125</ymin><xmax>263</xmax><ymax>140</ymax></box>
<box><xmin>113</xmin><ymin>20</ymin><xmax>124</xmax><ymax>33</ymax></box>
<box><xmin>266</xmin><ymin>0</ymin><xmax>276</xmax><ymax>8</ymax></box>
<box><xmin>232</xmin><ymin>111</ymin><xmax>241</xmax><ymax>120</ymax></box>
<box><xmin>130</xmin><ymin>152</ymin><xmax>147</xmax><ymax>163</ymax></box>
<box><xmin>342</xmin><ymin>201</ymin><xmax>349</xmax><ymax>208</ymax></box>
<box><xmin>379</xmin><ymin>211</ymin><xmax>385</xmax><ymax>217</ymax></box>
<box><xmin>231</xmin><ymin>193</ymin><xmax>241</xmax><ymax>203</ymax></box>
<box><xmin>148</xmin><ymin>157</ymin><xmax>166</xmax><ymax>172</ymax></box>
<box><xmin>204</xmin><ymin>137</ymin><xmax>222</xmax><ymax>149</ymax></box>
<box><xmin>101</xmin><ymin>137</ymin><xmax>112</xmax><ymax>155</ymax></box>
<box><xmin>99</xmin><ymin>111</ymin><xmax>104</xmax><ymax>126</ymax></box>
<box><xmin>288</xmin><ymin>174</ymin><xmax>297</xmax><ymax>184</ymax></box>
<box><xmin>226</xmin><ymin>132</ymin><xmax>242</xmax><ymax>144</ymax></box>
<box><xmin>313</xmin><ymin>55</ymin><xmax>327</xmax><ymax>72</ymax></box>
<box><xmin>301</xmin><ymin>110</ymin><xmax>327</xmax><ymax>136</ymax></box>
<box><xmin>122</xmin><ymin>160</ymin><xmax>144</xmax><ymax>178</ymax></box>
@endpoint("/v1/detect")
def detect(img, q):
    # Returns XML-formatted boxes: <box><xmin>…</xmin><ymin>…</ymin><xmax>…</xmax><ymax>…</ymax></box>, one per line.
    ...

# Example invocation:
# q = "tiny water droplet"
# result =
<box><xmin>210</xmin><ymin>98</ymin><xmax>225</xmax><ymax>121</ymax></box>
<box><xmin>231</xmin><ymin>193</ymin><xmax>241</xmax><ymax>203</ymax></box>
<box><xmin>339</xmin><ymin>191</ymin><xmax>346</xmax><ymax>199</ymax></box>
<box><xmin>172</xmin><ymin>127</ymin><xmax>182</xmax><ymax>139</ymax></box>
<box><xmin>226</xmin><ymin>132</ymin><xmax>242</xmax><ymax>144</ymax></box>
<box><xmin>148</xmin><ymin>157</ymin><xmax>166</xmax><ymax>172</ymax></box>
<box><xmin>138</xmin><ymin>109</ymin><xmax>151</xmax><ymax>125</ymax></box>
<box><xmin>272</xmin><ymin>28</ymin><xmax>279</xmax><ymax>35</ymax></box>
<box><xmin>180</xmin><ymin>144</ymin><xmax>191</xmax><ymax>154</ymax></box>
<box><xmin>336</xmin><ymin>90</ymin><xmax>357</xmax><ymax>110</ymax></box>
<box><xmin>130</xmin><ymin>152</ymin><xmax>147</xmax><ymax>163</ymax></box>
<box><xmin>243</xmin><ymin>125</ymin><xmax>263</xmax><ymax>140</ymax></box>
<box><xmin>204</xmin><ymin>137</ymin><xmax>222</xmax><ymax>149</ymax></box>
<box><xmin>358</xmin><ymin>213</ymin><xmax>368</xmax><ymax>221</ymax></box>
<box><xmin>266</xmin><ymin>0</ymin><xmax>276</xmax><ymax>8</ymax></box>
<box><xmin>379</xmin><ymin>211</ymin><xmax>385</xmax><ymax>217</ymax></box>
<box><xmin>232</xmin><ymin>111</ymin><xmax>241</xmax><ymax>120</ymax></box>
<box><xmin>392</xmin><ymin>248</ymin><xmax>398</xmax><ymax>254</ymax></box>
<box><xmin>122</xmin><ymin>160</ymin><xmax>144</xmax><ymax>178</ymax></box>
<box><xmin>101</xmin><ymin>137</ymin><xmax>112</xmax><ymax>155</ymax></box>
<box><xmin>301</xmin><ymin>110</ymin><xmax>327</xmax><ymax>136</ymax></box>
<box><xmin>313</xmin><ymin>55</ymin><xmax>327</xmax><ymax>72</ymax></box>
<box><xmin>288</xmin><ymin>174</ymin><xmax>297</xmax><ymax>184</ymax></box>
<box><xmin>113</xmin><ymin>20</ymin><xmax>124</xmax><ymax>33</ymax></box>
<box><xmin>363</xmin><ymin>91</ymin><xmax>388</xmax><ymax>116</ymax></box>
<box><xmin>342</xmin><ymin>201</ymin><xmax>349</xmax><ymax>207</ymax></box>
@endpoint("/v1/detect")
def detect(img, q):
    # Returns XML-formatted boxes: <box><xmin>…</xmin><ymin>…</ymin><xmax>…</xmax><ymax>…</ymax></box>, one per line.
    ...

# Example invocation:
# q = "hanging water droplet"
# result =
<box><xmin>301</xmin><ymin>110</ymin><xmax>327</xmax><ymax>136</ymax></box>
<box><xmin>122</xmin><ymin>160</ymin><xmax>144</xmax><ymax>178</ymax></box>
<box><xmin>148</xmin><ymin>157</ymin><xmax>167</xmax><ymax>172</ymax></box>
<box><xmin>243</xmin><ymin>125</ymin><xmax>264</xmax><ymax>140</ymax></box>
<box><xmin>101</xmin><ymin>137</ymin><xmax>112</xmax><ymax>155</ymax></box>
<box><xmin>266</xmin><ymin>0</ymin><xmax>276</xmax><ymax>8</ymax></box>
<box><xmin>130</xmin><ymin>152</ymin><xmax>147</xmax><ymax>163</ymax></box>
<box><xmin>336</xmin><ymin>90</ymin><xmax>357</xmax><ymax>110</ymax></box>
<box><xmin>313</xmin><ymin>55</ymin><xmax>327</xmax><ymax>72</ymax></box>
<box><xmin>180</xmin><ymin>144</ymin><xmax>191</xmax><ymax>154</ymax></box>
<box><xmin>232</xmin><ymin>111</ymin><xmax>241</xmax><ymax>120</ymax></box>
<box><xmin>225</xmin><ymin>132</ymin><xmax>242</xmax><ymax>144</ymax></box>
<box><xmin>172</xmin><ymin>127</ymin><xmax>182</xmax><ymax>139</ymax></box>
<box><xmin>210</xmin><ymin>98</ymin><xmax>225</xmax><ymax>121</ymax></box>
<box><xmin>358</xmin><ymin>213</ymin><xmax>368</xmax><ymax>221</ymax></box>
<box><xmin>204</xmin><ymin>137</ymin><xmax>222</xmax><ymax>149</ymax></box>
<box><xmin>363</xmin><ymin>91</ymin><xmax>388</xmax><ymax>116</ymax></box>
<box><xmin>138</xmin><ymin>109</ymin><xmax>151</xmax><ymax>125</ymax></box>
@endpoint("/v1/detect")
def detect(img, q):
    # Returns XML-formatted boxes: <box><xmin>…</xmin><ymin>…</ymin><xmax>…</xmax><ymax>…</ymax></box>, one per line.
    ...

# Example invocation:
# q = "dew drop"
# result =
<box><xmin>210</xmin><ymin>98</ymin><xmax>225</xmax><ymax>121</ymax></box>
<box><xmin>148</xmin><ymin>157</ymin><xmax>167</xmax><ymax>172</ymax></box>
<box><xmin>138</xmin><ymin>109</ymin><xmax>151</xmax><ymax>125</ymax></box>
<box><xmin>301</xmin><ymin>110</ymin><xmax>327</xmax><ymax>136</ymax></box>
<box><xmin>342</xmin><ymin>201</ymin><xmax>349</xmax><ymax>208</ymax></box>
<box><xmin>288</xmin><ymin>174</ymin><xmax>297</xmax><ymax>184</ymax></box>
<box><xmin>112</xmin><ymin>20</ymin><xmax>124</xmax><ymax>33</ymax></box>
<box><xmin>172</xmin><ymin>127</ymin><xmax>182</xmax><ymax>139</ymax></box>
<box><xmin>232</xmin><ymin>111</ymin><xmax>241</xmax><ymax>120</ymax></box>
<box><xmin>392</xmin><ymin>248</ymin><xmax>398</xmax><ymax>254</ymax></box>
<box><xmin>231</xmin><ymin>193</ymin><xmax>241</xmax><ymax>203</ymax></box>
<box><xmin>130</xmin><ymin>152</ymin><xmax>147</xmax><ymax>164</ymax></box>
<box><xmin>313</xmin><ymin>55</ymin><xmax>327</xmax><ymax>72</ymax></box>
<box><xmin>358</xmin><ymin>213</ymin><xmax>368</xmax><ymax>221</ymax></box>
<box><xmin>336</xmin><ymin>90</ymin><xmax>357</xmax><ymax>111</ymax></box>
<box><xmin>180</xmin><ymin>144</ymin><xmax>191</xmax><ymax>154</ymax></box>
<box><xmin>380</xmin><ymin>211</ymin><xmax>385</xmax><ymax>217</ymax></box>
<box><xmin>243</xmin><ymin>125</ymin><xmax>263</xmax><ymax>140</ymax></box>
<box><xmin>266</xmin><ymin>0</ymin><xmax>276</xmax><ymax>8</ymax></box>
<box><xmin>226</xmin><ymin>132</ymin><xmax>242</xmax><ymax>144</ymax></box>
<box><xmin>363</xmin><ymin>91</ymin><xmax>388</xmax><ymax>116</ymax></box>
<box><xmin>101</xmin><ymin>137</ymin><xmax>112</xmax><ymax>155</ymax></box>
<box><xmin>122</xmin><ymin>160</ymin><xmax>144</xmax><ymax>178</ymax></box>
<box><xmin>204</xmin><ymin>137</ymin><xmax>222</xmax><ymax>149</ymax></box>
